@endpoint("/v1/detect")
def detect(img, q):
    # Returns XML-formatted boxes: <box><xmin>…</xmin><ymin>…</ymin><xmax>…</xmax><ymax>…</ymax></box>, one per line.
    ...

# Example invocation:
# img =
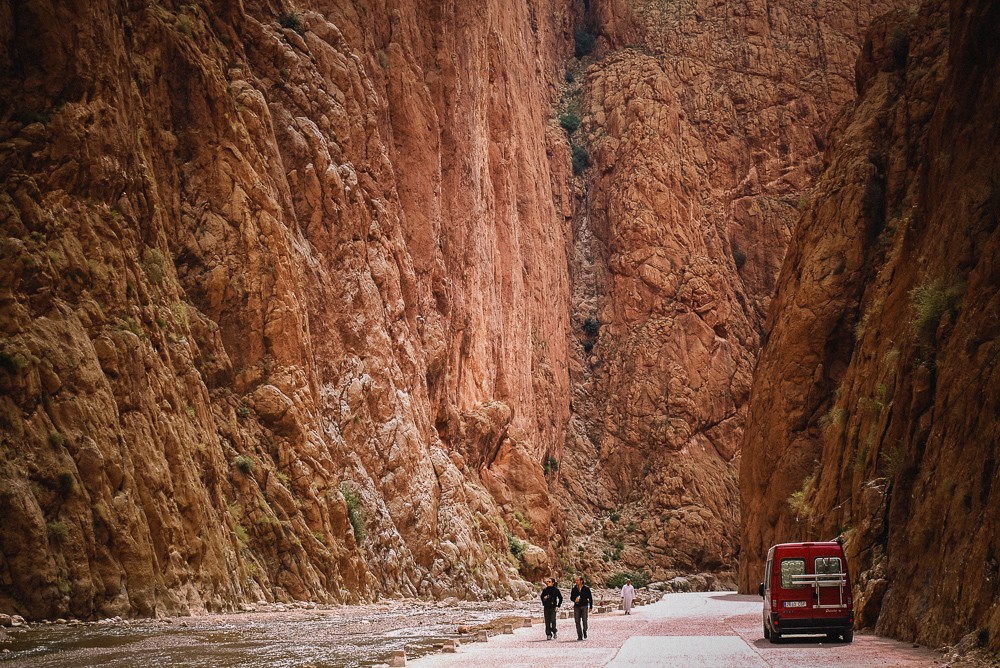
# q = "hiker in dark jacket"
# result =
<box><xmin>540</xmin><ymin>577</ymin><xmax>563</xmax><ymax>639</ymax></box>
<box><xmin>570</xmin><ymin>575</ymin><xmax>594</xmax><ymax>640</ymax></box>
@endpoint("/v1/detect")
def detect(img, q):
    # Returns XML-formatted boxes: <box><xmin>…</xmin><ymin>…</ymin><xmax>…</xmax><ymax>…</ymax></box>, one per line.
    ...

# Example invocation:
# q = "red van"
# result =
<box><xmin>758</xmin><ymin>541</ymin><xmax>855</xmax><ymax>643</ymax></box>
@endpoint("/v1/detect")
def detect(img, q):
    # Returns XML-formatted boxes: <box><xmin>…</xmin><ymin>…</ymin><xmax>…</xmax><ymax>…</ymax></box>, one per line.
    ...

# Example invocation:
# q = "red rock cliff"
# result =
<box><xmin>554</xmin><ymin>0</ymin><xmax>906</xmax><ymax>582</ymax></box>
<box><xmin>740</xmin><ymin>0</ymin><xmax>999</xmax><ymax>649</ymax></box>
<box><xmin>0</xmin><ymin>0</ymin><xmax>574</xmax><ymax>618</ymax></box>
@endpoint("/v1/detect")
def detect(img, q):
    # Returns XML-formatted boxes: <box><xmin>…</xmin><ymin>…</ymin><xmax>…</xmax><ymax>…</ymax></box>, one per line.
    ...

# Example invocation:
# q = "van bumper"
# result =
<box><xmin>771</xmin><ymin>614</ymin><xmax>854</xmax><ymax>634</ymax></box>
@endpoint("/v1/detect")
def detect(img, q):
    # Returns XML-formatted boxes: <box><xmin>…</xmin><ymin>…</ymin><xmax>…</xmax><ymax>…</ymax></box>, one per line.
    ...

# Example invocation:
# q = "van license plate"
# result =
<box><xmin>784</xmin><ymin>601</ymin><xmax>807</xmax><ymax>608</ymax></box>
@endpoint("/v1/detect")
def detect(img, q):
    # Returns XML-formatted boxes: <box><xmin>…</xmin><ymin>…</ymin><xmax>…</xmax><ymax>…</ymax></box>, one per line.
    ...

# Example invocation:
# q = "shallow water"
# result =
<box><xmin>0</xmin><ymin>601</ymin><xmax>537</xmax><ymax>667</ymax></box>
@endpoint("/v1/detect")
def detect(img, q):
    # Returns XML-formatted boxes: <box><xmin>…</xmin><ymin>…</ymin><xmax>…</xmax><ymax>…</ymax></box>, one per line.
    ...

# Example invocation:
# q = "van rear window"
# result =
<box><xmin>813</xmin><ymin>557</ymin><xmax>843</xmax><ymax>575</ymax></box>
<box><xmin>780</xmin><ymin>559</ymin><xmax>806</xmax><ymax>588</ymax></box>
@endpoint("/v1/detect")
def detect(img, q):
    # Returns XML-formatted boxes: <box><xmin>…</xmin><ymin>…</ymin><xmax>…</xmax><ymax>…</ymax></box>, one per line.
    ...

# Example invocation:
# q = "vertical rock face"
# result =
<box><xmin>0</xmin><ymin>0</ymin><xmax>574</xmax><ymax>618</ymax></box>
<box><xmin>740</xmin><ymin>0</ymin><xmax>999</xmax><ymax>649</ymax></box>
<box><xmin>555</xmin><ymin>0</ymin><xmax>905</xmax><ymax>580</ymax></box>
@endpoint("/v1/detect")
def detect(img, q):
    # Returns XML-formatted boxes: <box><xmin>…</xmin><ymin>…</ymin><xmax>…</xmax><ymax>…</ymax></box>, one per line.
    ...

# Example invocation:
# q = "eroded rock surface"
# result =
<box><xmin>740</xmin><ymin>0</ymin><xmax>999</xmax><ymax>649</ymax></box>
<box><xmin>0</xmin><ymin>0</ymin><xmax>573</xmax><ymax>618</ymax></box>
<box><xmin>554</xmin><ymin>0</ymin><xmax>906</xmax><ymax>582</ymax></box>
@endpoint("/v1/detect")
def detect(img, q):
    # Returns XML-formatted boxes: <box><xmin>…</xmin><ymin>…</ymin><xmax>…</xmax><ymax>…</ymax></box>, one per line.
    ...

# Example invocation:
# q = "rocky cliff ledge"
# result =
<box><xmin>553</xmin><ymin>0</ymin><xmax>906</xmax><ymax>582</ymax></box>
<box><xmin>740</xmin><ymin>0</ymin><xmax>999</xmax><ymax>649</ymax></box>
<box><xmin>0</xmin><ymin>0</ymin><xmax>575</xmax><ymax>619</ymax></box>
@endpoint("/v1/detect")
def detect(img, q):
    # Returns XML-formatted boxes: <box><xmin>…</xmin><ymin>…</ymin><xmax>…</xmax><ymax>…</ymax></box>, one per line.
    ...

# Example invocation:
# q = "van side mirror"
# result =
<box><xmin>758</xmin><ymin>583</ymin><xmax>764</xmax><ymax>598</ymax></box>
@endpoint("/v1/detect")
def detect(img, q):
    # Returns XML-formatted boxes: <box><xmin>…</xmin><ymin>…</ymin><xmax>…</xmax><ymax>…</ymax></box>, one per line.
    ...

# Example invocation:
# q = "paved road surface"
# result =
<box><xmin>408</xmin><ymin>592</ymin><xmax>938</xmax><ymax>667</ymax></box>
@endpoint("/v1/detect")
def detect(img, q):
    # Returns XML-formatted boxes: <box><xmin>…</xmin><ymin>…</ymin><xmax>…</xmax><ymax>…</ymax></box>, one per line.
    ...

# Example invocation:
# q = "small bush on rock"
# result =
<box><xmin>606</xmin><ymin>570</ymin><xmax>650</xmax><ymax>589</ymax></box>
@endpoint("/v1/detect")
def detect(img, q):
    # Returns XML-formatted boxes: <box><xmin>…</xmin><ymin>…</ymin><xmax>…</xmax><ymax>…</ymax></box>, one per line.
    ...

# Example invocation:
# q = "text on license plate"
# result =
<box><xmin>784</xmin><ymin>601</ymin><xmax>807</xmax><ymax>608</ymax></box>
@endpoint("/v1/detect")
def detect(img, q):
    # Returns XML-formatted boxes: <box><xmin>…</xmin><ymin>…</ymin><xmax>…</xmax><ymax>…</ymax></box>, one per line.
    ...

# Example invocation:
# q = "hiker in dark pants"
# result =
<box><xmin>570</xmin><ymin>575</ymin><xmax>594</xmax><ymax>640</ymax></box>
<box><xmin>540</xmin><ymin>577</ymin><xmax>563</xmax><ymax>639</ymax></box>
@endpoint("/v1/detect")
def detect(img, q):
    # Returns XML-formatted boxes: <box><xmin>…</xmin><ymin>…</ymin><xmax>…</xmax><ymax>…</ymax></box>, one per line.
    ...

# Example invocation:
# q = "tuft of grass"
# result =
<box><xmin>910</xmin><ymin>278</ymin><xmax>963</xmax><ymax>341</ymax></box>
<box><xmin>234</xmin><ymin>523</ymin><xmax>249</xmax><ymax>546</ymax></box>
<box><xmin>881</xmin><ymin>443</ymin><xmax>906</xmax><ymax>480</ymax></box>
<box><xmin>543</xmin><ymin>455</ymin><xmax>559</xmax><ymax>475</ymax></box>
<box><xmin>818</xmin><ymin>407</ymin><xmax>849</xmax><ymax>434</ymax></box>
<box><xmin>341</xmin><ymin>482</ymin><xmax>367</xmax><ymax>546</ymax></box>
<box><xmin>788</xmin><ymin>469</ymin><xmax>818</xmax><ymax>518</ymax></box>
<box><xmin>49</xmin><ymin>430</ymin><xmax>66</xmax><ymax>448</ymax></box>
<box><xmin>235</xmin><ymin>455</ymin><xmax>254</xmax><ymax>475</ymax></box>
<box><xmin>278</xmin><ymin>12</ymin><xmax>305</xmax><ymax>35</ymax></box>
<box><xmin>237</xmin><ymin>405</ymin><xmax>251</xmax><ymax>418</ymax></box>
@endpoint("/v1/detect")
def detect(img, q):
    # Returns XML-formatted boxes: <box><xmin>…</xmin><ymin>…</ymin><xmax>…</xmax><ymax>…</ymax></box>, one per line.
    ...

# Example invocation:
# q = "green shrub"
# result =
<box><xmin>234</xmin><ymin>523</ymin><xmax>249</xmax><ymax>546</ymax></box>
<box><xmin>732</xmin><ymin>249</ymin><xmax>747</xmax><ymax>270</ymax></box>
<box><xmin>571</xmin><ymin>143</ymin><xmax>590</xmax><ymax>175</ymax></box>
<box><xmin>48</xmin><ymin>521</ymin><xmax>69</xmax><ymax>543</ymax></box>
<box><xmin>583</xmin><ymin>316</ymin><xmax>600</xmax><ymax>337</ymax></box>
<box><xmin>237</xmin><ymin>405</ymin><xmax>251</xmax><ymax>418</ymax></box>
<box><xmin>609</xmin><ymin>511</ymin><xmax>621</xmax><ymax>523</ymax></box>
<box><xmin>910</xmin><ymin>278</ymin><xmax>963</xmax><ymax>341</ymax></box>
<box><xmin>543</xmin><ymin>455</ymin><xmax>559</xmax><ymax>475</ymax></box>
<box><xmin>49</xmin><ymin>430</ymin><xmax>66</xmax><ymax>448</ymax></box>
<box><xmin>57</xmin><ymin>471</ymin><xmax>75</xmax><ymax>498</ymax></box>
<box><xmin>606</xmin><ymin>570</ymin><xmax>650</xmax><ymax>589</ymax></box>
<box><xmin>342</xmin><ymin>482</ymin><xmax>367</xmax><ymax>545</ymax></box>
<box><xmin>235</xmin><ymin>455</ymin><xmax>254</xmax><ymax>475</ymax></box>
<box><xmin>507</xmin><ymin>532</ymin><xmax>526</xmax><ymax>560</ymax></box>
<box><xmin>559</xmin><ymin>111</ymin><xmax>581</xmax><ymax>134</ymax></box>
<box><xmin>0</xmin><ymin>351</ymin><xmax>28</xmax><ymax>374</ymax></box>
<box><xmin>278</xmin><ymin>12</ymin><xmax>305</xmax><ymax>35</ymax></box>
<box><xmin>574</xmin><ymin>28</ymin><xmax>596</xmax><ymax>58</ymax></box>
<box><xmin>142</xmin><ymin>248</ymin><xmax>168</xmax><ymax>286</ymax></box>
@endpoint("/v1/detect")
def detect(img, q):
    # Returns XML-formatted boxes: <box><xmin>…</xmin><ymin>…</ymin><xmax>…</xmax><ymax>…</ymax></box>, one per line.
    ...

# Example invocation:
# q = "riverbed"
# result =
<box><xmin>0</xmin><ymin>598</ymin><xmax>542</xmax><ymax>667</ymax></box>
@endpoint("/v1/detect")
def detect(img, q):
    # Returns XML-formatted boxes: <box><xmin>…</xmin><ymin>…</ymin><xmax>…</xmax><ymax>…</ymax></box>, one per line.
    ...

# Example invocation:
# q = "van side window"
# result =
<box><xmin>780</xmin><ymin>559</ymin><xmax>807</xmax><ymax>588</ymax></box>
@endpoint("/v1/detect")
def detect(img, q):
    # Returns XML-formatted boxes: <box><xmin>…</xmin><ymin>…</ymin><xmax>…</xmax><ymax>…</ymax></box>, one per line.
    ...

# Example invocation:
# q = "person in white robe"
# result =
<box><xmin>621</xmin><ymin>579</ymin><xmax>636</xmax><ymax>615</ymax></box>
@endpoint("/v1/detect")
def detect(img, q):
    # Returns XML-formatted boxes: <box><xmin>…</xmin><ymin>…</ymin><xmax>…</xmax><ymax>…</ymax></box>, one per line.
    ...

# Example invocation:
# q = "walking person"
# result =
<box><xmin>621</xmin><ymin>578</ymin><xmax>635</xmax><ymax>615</ymax></box>
<box><xmin>570</xmin><ymin>575</ymin><xmax>594</xmax><ymax>640</ymax></box>
<box><xmin>540</xmin><ymin>577</ymin><xmax>563</xmax><ymax>640</ymax></box>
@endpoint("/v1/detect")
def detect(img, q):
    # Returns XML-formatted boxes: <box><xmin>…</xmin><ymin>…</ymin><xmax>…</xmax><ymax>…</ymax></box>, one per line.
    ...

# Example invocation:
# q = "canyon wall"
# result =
<box><xmin>740</xmin><ymin>0</ymin><xmax>999</xmax><ymax>649</ymax></box>
<box><xmin>0</xmin><ymin>0</ymin><xmax>575</xmax><ymax>619</ymax></box>
<box><xmin>553</xmin><ymin>0</ymin><xmax>907</xmax><ymax>581</ymax></box>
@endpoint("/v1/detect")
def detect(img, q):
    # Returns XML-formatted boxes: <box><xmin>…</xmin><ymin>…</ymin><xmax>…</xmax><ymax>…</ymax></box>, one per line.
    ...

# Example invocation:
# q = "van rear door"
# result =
<box><xmin>809</xmin><ymin>547</ymin><xmax>849</xmax><ymax>611</ymax></box>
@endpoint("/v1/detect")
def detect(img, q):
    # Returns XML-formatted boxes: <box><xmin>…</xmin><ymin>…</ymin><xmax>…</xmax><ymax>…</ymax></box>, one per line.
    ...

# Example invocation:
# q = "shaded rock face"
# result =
<box><xmin>554</xmin><ymin>0</ymin><xmax>905</xmax><ymax>581</ymax></box>
<box><xmin>0</xmin><ymin>0</ymin><xmax>574</xmax><ymax>619</ymax></box>
<box><xmin>740</xmin><ymin>0</ymin><xmax>999</xmax><ymax>650</ymax></box>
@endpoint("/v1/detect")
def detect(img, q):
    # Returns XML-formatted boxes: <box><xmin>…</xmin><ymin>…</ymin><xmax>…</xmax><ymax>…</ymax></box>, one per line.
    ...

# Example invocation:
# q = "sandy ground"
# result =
<box><xmin>408</xmin><ymin>592</ymin><xmax>945</xmax><ymax>668</ymax></box>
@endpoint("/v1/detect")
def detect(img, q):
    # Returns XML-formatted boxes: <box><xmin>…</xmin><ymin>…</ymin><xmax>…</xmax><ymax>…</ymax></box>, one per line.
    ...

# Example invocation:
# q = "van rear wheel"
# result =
<box><xmin>763</xmin><ymin>623</ymin><xmax>770</xmax><ymax>640</ymax></box>
<box><xmin>843</xmin><ymin>628</ymin><xmax>854</xmax><ymax>643</ymax></box>
<box><xmin>769</xmin><ymin>628</ymin><xmax>781</xmax><ymax>644</ymax></box>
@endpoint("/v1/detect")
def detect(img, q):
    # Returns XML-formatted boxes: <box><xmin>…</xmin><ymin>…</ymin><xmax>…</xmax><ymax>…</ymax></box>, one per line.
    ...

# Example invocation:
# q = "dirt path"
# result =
<box><xmin>408</xmin><ymin>592</ymin><xmax>939</xmax><ymax>667</ymax></box>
